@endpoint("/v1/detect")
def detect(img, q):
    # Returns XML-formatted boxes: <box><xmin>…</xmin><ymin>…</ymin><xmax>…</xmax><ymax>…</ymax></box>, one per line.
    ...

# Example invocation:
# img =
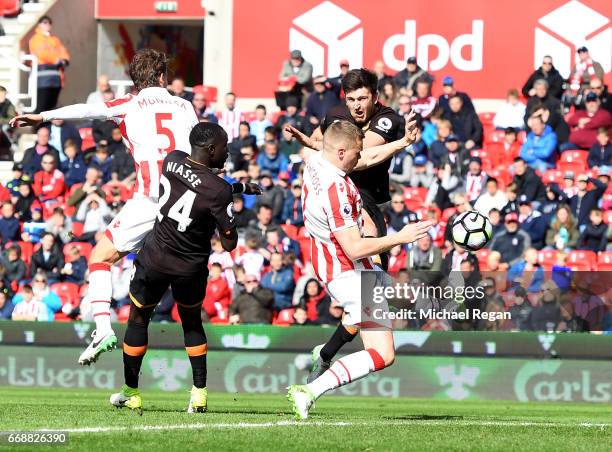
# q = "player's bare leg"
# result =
<box><xmin>79</xmin><ymin>234</ymin><xmax>124</xmax><ymax>365</ymax></box>
<box><xmin>289</xmin><ymin>327</ymin><xmax>394</xmax><ymax>420</ymax></box>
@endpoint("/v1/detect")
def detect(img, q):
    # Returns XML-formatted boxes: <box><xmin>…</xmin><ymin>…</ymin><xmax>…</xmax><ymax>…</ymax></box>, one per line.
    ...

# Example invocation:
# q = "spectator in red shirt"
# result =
<box><xmin>565</xmin><ymin>92</ymin><xmax>612</xmax><ymax>150</ymax></box>
<box><xmin>33</xmin><ymin>152</ymin><xmax>65</xmax><ymax>202</ymax></box>
<box><xmin>202</xmin><ymin>263</ymin><xmax>231</xmax><ymax>323</ymax></box>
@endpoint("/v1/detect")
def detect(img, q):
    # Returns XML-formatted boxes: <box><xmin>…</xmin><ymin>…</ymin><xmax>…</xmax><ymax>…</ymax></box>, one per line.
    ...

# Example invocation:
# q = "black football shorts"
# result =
<box><xmin>129</xmin><ymin>253</ymin><xmax>209</xmax><ymax>310</ymax></box>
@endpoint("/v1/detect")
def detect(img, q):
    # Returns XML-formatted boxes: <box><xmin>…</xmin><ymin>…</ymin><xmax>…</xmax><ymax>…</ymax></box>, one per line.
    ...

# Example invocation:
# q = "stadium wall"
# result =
<box><xmin>2</xmin><ymin>323</ymin><xmax>612</xmax><ymax>402</ymax></box>
<box><xmin>42</xmin><ymin>0</ymin><xmax>97</xmax><ymax>106</ymax></box>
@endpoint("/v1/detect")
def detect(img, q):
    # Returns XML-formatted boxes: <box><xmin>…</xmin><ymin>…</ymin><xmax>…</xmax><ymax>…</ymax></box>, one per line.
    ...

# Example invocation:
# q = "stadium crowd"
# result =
<box><xmin>0</xmin><ymin>27</ymin><xmax>610</xmax><ymax>331</ymax></box>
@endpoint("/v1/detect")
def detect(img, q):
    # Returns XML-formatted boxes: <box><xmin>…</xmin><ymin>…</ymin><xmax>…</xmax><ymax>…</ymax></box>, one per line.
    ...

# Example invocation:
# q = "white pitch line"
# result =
<box><xmin>34</xmin><ymin>419</ymin><xmax>608</xmax><ymax>434</ymax></box>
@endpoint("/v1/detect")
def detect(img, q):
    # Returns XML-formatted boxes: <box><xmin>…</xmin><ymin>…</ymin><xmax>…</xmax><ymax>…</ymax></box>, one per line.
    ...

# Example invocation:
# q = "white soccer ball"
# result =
<box><xmin>451</xmin><ymin>211</ymin><xmax>493</xmax><ymax>251</ymax></box>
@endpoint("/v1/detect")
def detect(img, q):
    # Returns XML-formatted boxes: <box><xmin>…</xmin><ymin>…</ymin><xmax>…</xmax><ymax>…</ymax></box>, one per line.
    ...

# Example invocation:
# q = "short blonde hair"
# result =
<box><xmin>322</xmin><ymin>120</ymin><xmax>364</xmax><ymax>153</ymax></box>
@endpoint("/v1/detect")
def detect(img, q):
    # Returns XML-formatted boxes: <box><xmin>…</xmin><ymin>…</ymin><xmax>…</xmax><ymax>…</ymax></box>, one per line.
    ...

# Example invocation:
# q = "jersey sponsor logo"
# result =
<box><xmin>375</xmin><ymin>117</ymin><xmax>392</xmax><ymax>133</ymax></box>
<box><xmin>113</xmin><ymin>220</ymin><xmax>121</xmax><ymax>229</ymax></box>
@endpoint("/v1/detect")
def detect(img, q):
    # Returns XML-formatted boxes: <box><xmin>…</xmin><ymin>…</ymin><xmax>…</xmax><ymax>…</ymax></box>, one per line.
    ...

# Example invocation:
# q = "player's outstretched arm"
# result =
<box><xmin>334</xmin><ymin>220</ymin><xmax>432</xmax><ymax>261</ymax></box>
<box><xmin>284</xmin><ymin>124</ymin><xmax>324</xmax><ymax>151</ymax></box>
<box><xmin>10</xmin><ymin>103</ymin><xmax>111</xmax><ymax>127</ymax></box>
<box><xmin>353</xmin><ymin>110</ymin><xmax>419</xmax><ymax>171</ymax></box>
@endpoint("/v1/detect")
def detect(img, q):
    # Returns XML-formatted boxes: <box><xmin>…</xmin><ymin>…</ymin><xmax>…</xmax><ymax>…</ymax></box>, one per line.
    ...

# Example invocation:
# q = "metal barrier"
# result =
<box><xmin>12</xmin><ymin>53</ymin><xmax>38</xmax><ymax>113</ymax></box>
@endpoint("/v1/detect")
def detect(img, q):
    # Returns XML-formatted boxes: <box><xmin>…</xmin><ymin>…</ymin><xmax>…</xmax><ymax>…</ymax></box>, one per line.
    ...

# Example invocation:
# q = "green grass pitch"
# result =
<box><xmin>0</xmin><ymin>387</ymin><xmax>610</xmax><ymax>451</ymax></box>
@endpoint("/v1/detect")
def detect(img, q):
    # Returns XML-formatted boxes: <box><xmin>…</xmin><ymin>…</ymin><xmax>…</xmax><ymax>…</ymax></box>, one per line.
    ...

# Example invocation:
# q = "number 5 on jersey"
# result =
<box><xmin>158</xmin><ymin>175</ymin><xmax>195</xmax><ymax>232</ymax></box>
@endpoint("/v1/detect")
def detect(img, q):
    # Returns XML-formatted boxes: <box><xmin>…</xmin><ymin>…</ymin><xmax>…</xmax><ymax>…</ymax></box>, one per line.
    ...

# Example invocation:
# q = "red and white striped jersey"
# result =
<box><xmin>12</xmin><ymin>299</ymin><xmax>48</xmax><ymax>321</ymax></box>
<box><xmin>218</xmin><ymin>108</ymin><xmax>243</xmax><ymax>142</ymax></box>
<box><xmin>302</xmin><ymin>153</ymin><xmax>373</xmax><ymax>284</ymax></box>
<box><xmin>42</xmin><ymin>87</ymin><xmax>199</xmax><ymax>201</ymax></box>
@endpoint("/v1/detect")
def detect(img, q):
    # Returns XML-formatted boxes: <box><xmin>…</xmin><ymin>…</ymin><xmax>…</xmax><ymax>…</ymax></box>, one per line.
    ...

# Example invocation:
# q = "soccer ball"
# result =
<box><xmin>451</xmin><ymin>211</ymin><xmax>493</xmax><ymax>251</ymax></box>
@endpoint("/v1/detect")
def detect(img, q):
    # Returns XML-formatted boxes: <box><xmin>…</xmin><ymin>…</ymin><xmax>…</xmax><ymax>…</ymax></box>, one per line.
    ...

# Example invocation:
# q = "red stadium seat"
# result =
<box><xmin>487</xmin><ymin>166</ymin><xmax>512</xmax><ymax>186</ymax></box>
<box><xmin>273</xmin><ymin>308</ymin><xmax>295</xmax><ymax>325</ymax></box>
<box><xmin>478</xmin><ymin>112</ymin><xmax>495</xmax><ymax>125</ymax></box>
<box><xmin>117</xmin><ymin>305</ymin><xmax>131</xmax><ymax>323</ymax></box>
<box><xmin>78</xmin><ymin>127</ymin><xmax>96</xmax><ymax>151</ymax></box>
<box><xmin>0</xmin><ymin>0</ymin><xmax>20</xmax><ymax>16</ymax></box>
<box><xmin>297</xmin><ymin>237</ymin><xmax>311</xmax><ymax>264</ymax></box>
<box><xmin>51</xmin><ymin>282</ymin><xmax>80</xmax><ymax>306</ymax></box>
<box><xmin>268</xmin><ymin>111</ymin><xmax>283</xmax><ymax>124</ymax></box>
<box><xmin>470</xmin><ymin>149</ymin><xmax>494</xmax><ymax>170</ymax></box>
<box><xmin>243</xmin><ymin>111</ymin><xmax>257</xmax><ymax>122</ymax></box>
<box><xmin>598</xmin><ymin>251</ymin><xmax>612</xmax><ymax>265</ymax></box>
<box><xmin>16</xmin><ymin>241</ymin><xmax>34</xmax><ymax>264</ymax></box>
<box><xmin>64</xmin><ymin>242</ymin><xmax>93</xmax><ymax>261</ymax></box>
<box><xmin>72</xmin><ymin>222</ymin><xmax>84</xmax><ymax>238</ymax></box>
<box><xmin>280</xmin><ymin>224</ymin><xmax>299</xmax><ymax>240</ymax></box>
<box><xmin>476</xmin><ymin>248</ymin><xmax>490</xmax><ymax>269</ymax></box>
<box><xmin>542</xmin><ymin>169</ymin><xmax>563</xmax><ymax>185</ymax></box>
<box><xmin>557</xmin><ymin>161</ymin><xmax>587</xmax><ymax>175</ymax></box>
<box><xmin>567</xmin><ymin>250</ymin><xmax>597</xmax><ymax>270</ymax></box>
<box><xmin>403</xmin><ymin>186</ymin><xmax>427</xmax><ymax>210</ymax></box>
<box><xmin>484</xmin><ymin>129</ymin><xmax>505</xmax><ymax>144</ymax></box>
<box><xmin>560</xmin><ymin>150</ymin><xmax>588</xmax><ymax>166</ymax></box>
<box><xmin>538</xmin><ymin>249</ymin><xmax>558</xmax><ymax>266</ymax></box>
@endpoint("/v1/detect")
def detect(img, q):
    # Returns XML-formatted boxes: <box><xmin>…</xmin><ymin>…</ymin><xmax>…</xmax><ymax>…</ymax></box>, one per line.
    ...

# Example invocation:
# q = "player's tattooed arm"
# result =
<box><xmin>283</xmin><ymin>124</ymin><xmax>324</xmax><ymax>151</ymax></box>
<box><xmin>353</xmin><ymin>110</ymin><xmax>419</xmax><ymax>171</ymax></box>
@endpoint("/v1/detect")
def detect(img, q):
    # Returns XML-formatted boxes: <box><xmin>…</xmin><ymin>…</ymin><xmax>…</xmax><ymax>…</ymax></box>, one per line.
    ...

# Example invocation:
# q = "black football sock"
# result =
<box><xmin>179</xmin><ymin>306</ymin><xmax>208</xmax><ymax>388</ymax></box>
<box><xmin>320</xmin><ymin>324</ymin><xmax>358</xmax><ymax>363</ymax></box>
<box><xmin>123</xmin><ymin>320</ymin><xmax>149</xmax><ymax>389</ymax></box>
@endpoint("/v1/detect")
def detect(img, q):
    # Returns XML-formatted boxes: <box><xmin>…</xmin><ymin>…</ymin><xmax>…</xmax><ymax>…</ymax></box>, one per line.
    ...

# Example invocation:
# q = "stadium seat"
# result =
<box><xmin>538</xmin><ymin>249</ymin><xmax>558</xmax><ymax>267</ymax></box>
<box><xmin>242</xmin><ymin>111</ymin><xmax>257</xmax><ymax>122</ymax></box>
<box><xmin>268</xmin><ymin>111</ymin><xmax>283</xmax><ymax>124</ymax></box>
<box><xmin>403</xmin><ymin>186</ymin><xmax>427</xmax><ymax>210</ymax></box>
<box><xmin>487</xmin><ymin>167</ymin><xmax>512</xmax><ymax>186</ymax></box>
<box><xmin>476</xmin><ymin>248</ymin><xmax>490</xmax><ymax>269</ymax></box>
<box><xmin>117</xmin><ymin>305</ymin><xmax>131</xmax><ymax>323</ymax></box>
<box><xmin>542</xmin><ymin>169</ymin><xmax>564</xmax><ymax>185</ymax></box>
<box><xmin>72</xmin><ymin>222</ymin><xmax>84</xmax><ymax>238</ymax></box>
<box><xmin>78</xmin><ymin>127</ymin><xmax>96</xmax><ymax>151</ymax></box>
<box><xmin>64</xmin><ymin>242</ymin><xmax>93</xmax><ymax>261</ymax></box>
<box><xmin>16</xmin><ymin>241</ymin><xmax>34</xmax><ymax>264</ymax></box>
<box><xmin>280</xmin><ymin>224</ymin><xmax>299</xmax><ymax>240</ymax></box>
<box><xmin>598</xmin><ymin>251</ymin><xmax>612</xmax><ymax>265</ymax></box>
<box><xmin>272</xmin><ymin>308</ymin><xmax>295</xmax><ymax>325</ymax></box>
<box><xmin>560</xmin><ymin>150</ymin><xmax>588</xmax><ymax>167</ymax></box>
<box><xmin>557</xmin><ymin>161</ymin><xmax>587</xmax><ymax>175</ymax></box>
<box><xmin>484</xmin><ymin>129</ymin><xmax>505</xmax><ymax>144</ymax></box>
<box><xmin>470</xmin><ymin>149</ymin><xmax>493</xmax><ymax>170</ymax></box>
<box><xmin>442</xmin><ymin>207</ymin><xmax>457</xmax><ymax>222</ymax></box>
<box><xmin>567</xmin><ymin>250</ymin><xmax>597</xmax><ymax>270</ymax></box>
<box><xmin>478</xmin><ymin>112</ymin><xmax>495</xmax><ymax>125</ymax></box>
<box><xmin>0</xmin><ymin>0</ymin><xmax>20</xmax><ymax>16</ymax></box>
<box><xmin>297</xmin><ymin>237</ymin><xmax>311</xmax><ymax>264</ymax></box>
<box><xmin>51</xmin><ymin>282</ymin><xmax>80</xmax><ymax>306</ymax></box>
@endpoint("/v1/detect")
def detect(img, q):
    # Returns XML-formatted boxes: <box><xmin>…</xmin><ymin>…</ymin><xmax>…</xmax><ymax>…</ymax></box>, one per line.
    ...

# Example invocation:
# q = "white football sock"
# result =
<box><xmin>307</xmin><ymin>349</ymin><xmax>386</xmax><ymax>399</ymax></box>
<box><xmin>88</xmin><ymin>263</ymin><xmax>113</xmax><ymax>336</ymax></box>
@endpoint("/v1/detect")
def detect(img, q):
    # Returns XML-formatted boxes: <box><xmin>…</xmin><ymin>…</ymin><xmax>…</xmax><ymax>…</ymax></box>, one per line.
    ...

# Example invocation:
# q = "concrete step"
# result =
<box><xmin>0</xmin><ymin>35</ymin><xmax>16</xmax><ymax>46</ymax></box>
<box><xmin>1</xmin><ymin>22</ymin><xmax>24</xmax><ymax>35</ymax></box>
<box><xmin>17</xmin><ymin>12</ymin><xmax>38</xmax><ymax>25</ymax></box>
<box><xmin>22</xmin><ymin>2</ymin><xmax>47</xmax><ymax>13</ymax></box>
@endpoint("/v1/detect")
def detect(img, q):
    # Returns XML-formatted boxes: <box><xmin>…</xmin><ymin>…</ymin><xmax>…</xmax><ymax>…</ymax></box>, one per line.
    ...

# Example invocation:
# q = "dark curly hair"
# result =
<box><xmin>128</xmin><ymin>49</ymin><xmax>168</xmax><ymax>91</ymax></box>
